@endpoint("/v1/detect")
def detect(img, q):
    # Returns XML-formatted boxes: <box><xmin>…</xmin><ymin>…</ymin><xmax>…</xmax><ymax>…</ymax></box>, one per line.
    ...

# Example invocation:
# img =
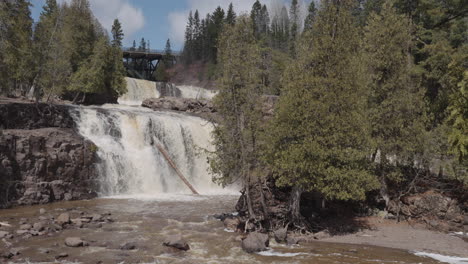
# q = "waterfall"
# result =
<box><xmin>177</xmin><ymin>85</ymin><xmax>217</xmax><ymax>100</ymax></box>
<box><xmin>71</xmin><ymin>78</ymin><xmax>229</xmax><ymax>196</ymax></box>
<box><xmin>118</xmin><ymin>78</ymin><xmax>160</xmax><ymax>106</ymax></box>
<box><xmin>119</xmin><ymin>78</ymin><xmax>217</xmax><ymax>106</ymax></box>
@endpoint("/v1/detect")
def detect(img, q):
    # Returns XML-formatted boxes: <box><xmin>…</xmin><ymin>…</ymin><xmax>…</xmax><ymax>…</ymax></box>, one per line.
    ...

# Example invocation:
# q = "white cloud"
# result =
<box><xmin>58</xmin><ymin>0</ymin><xmax>145</xmax><ymax>39</ymax></box>
<box><xmin>168</xmin><ymin>0</ymin><xmax>311</xmax><ymax>47</ymax></box>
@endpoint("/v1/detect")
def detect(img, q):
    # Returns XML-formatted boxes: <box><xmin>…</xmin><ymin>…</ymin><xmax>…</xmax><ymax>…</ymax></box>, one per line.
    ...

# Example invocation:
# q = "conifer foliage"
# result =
<box><xmin>0</xmin><ymin>0</ymin><xmax>126</xmax><ymax>101</ymax></box>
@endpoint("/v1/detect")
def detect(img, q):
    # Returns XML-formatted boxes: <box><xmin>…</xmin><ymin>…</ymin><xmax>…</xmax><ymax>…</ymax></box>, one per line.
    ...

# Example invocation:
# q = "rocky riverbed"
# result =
<box><xmin>0</xmin><ymin>196</ymin><xmax>465</xmax><ymax>264</ymax></box>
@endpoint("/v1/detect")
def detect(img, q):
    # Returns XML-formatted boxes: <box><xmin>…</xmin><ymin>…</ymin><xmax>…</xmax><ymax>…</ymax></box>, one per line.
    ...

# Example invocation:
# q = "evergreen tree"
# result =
<box><xmin>193</xmin><ymin>10</ymin><xmax>201</xmax><ymax>60</ymax></box>
<box><xmin>210</xmin><ymin>15</ymin><xmax>263</xmax><ymax>218</ymax></box>
<box><xmin>364</xmin><ymin>1</ymin><xmax>426</xmax><ymax>207</ymax></box>
<box><xmin>111</xmin><ymin>18</ymin><xmax>124</xmax><ymax>47</ymax></box>
<box><xmin>34</xmin><ymin>0</ymin><xmax>71</xmax><ymax>99</ymax></box>
<box><xmin>250</xmin><ymin>0</ymin><xmax>263</xmax><ymax>36</ymax></box>
<box><xmin>289</xmin><ymin>0</ymin><xmax>300</xmax><ymax>57</ymax></box>
<box><xmin>0</xmin><ymin>0</ymin><xmax>33</xmax><ymax>95</ymax></box>
<box><xmin>138</xmin><ymin>37</ymin><xmax>146</xmax><ymax>51</ymax></box>
<box><xmin>183</xmin><ymin>11</ymin><xmax>194</xmax><ymax>64</ymax></box>
<box><xmin>164</xmin><ymin>38</ymin><xmax>173</xmax><ymax>68</ymax></box>
<box><xmin>264</xmin><ymin>0</ymin><xmax>378</xmax><ymax>226</ymax></box>
<box><xmin>131</xmin><ymin>40</ymin><xmax>136</xmax><ymax>51</ymax></box>
<box><xmin>226</xmin><ymin>3</ymin><xmax>236</xmax><ymax>25</ymax></box>
<box><xmin>304</xmin><ymin>1</ymin><xmax>317</xmax><ymax>32</ymax></box>
<box><xmin>62</xmin><ymin>0</ymin><xmax>96</xmax><ymax>73</ymax></box>
<box><xmin>69</xmin><ymin>36</ymin><xmax>126</xmax><ymax>99</ymax></box>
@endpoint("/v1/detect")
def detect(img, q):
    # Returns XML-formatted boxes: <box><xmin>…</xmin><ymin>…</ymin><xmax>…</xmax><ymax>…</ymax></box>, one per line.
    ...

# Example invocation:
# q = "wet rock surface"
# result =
<box><xmin>142</xmin><ymin>97</ymin><xmax>216</xmax><ymax>120</ymax></box>
<box><xmin>241</xmin><ymin>232</ymin><xmax>269</xmax><ymax>253</ymax></box>
<box><xmin>163</xmin><ymin>234</ymin><xmax>190</xmax><ymax>251</ymax></box>
<box><xmin>0</xmin><ymin>102</ymin><xmax>98</xmax><ymax>208</ymax></box>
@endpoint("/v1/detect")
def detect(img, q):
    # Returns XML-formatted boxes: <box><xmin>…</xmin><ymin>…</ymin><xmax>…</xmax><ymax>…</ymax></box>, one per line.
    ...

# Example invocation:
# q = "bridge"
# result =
<box><xmin>122</xmin><ymin>48</ymin><xmax>180</xmax><ymax>80</ymax></box>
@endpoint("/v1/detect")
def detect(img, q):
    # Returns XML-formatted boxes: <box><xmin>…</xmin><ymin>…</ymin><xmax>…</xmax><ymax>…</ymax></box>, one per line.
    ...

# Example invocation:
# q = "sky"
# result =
<box><xmin>30</xmin><ymin>0</ymin><xmax>310</xmax><ymax>51</ymax></box>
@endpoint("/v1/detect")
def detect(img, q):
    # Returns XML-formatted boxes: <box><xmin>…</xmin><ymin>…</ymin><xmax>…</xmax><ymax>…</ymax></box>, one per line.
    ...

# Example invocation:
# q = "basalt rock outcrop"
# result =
<box><xmin>0</xmin><ymin>101</ymin><xmax>98</xmax><ymax>208</ymax></box>
<box><xmin>142</xmin><ymin>97</ymin><xmax>217</xmax><ymax>121</ymax></box>
<box><xmin>388</xmin><ymin>191</ymin><xmax>466</xmax><ymax>232</ymax></box>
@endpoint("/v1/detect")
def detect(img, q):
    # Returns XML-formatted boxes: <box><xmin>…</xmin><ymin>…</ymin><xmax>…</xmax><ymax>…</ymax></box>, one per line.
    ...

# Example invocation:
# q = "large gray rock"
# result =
<box><xmin>65</xmin><ymin>237</ymin><xmax>87</xmax><ymax>247</ymax></box>
<box><xmin>241</xmin><ymin>232</ymin><xmax>269</xmax><ymax>253</ymax></box>
<box><xmin>56</xmin><ymin>213</ymin><xmax>70</xmax><ymax>225</ymax></box>
<box><xmin>163</xmin><ymin>234</ymin><xmax>190</xmax><ymax>251</ymax></box>
<box><xmin>273</xmin><ymin>227</ymin><xmax>288</xmax><ymax>243</ymax></box>
<box><xmin>0</xmin><ymin>231</ymin><xmax>10</xmax><ymax>238</ymax></box>
<box><xmin>223</xmin><ymin>218</ymin><xmax>240</xmax><ymax>231</ymax></box>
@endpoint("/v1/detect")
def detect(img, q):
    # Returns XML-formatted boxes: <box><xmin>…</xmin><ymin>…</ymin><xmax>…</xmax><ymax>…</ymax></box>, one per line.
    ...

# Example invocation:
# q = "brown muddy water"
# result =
<box><xmin>0</xmin><ymin>195</ymin><xmax>451</xmax><ymax>264</ymax></box>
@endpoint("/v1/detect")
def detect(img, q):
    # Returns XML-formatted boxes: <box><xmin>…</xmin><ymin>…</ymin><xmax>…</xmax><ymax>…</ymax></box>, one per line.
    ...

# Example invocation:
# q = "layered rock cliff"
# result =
<box><xmin>0</xmin><ymin>101</ymin><xmax>98</xmax><ymax>208</ymax></box>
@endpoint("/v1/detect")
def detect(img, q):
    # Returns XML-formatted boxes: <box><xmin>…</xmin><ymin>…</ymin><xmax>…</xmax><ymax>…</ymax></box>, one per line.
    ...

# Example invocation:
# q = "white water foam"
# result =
<box><xmin>176</xmin><ymin>85</ymin><xmax>217</xmax><ymax>100</ymax></box>
<box><xmin>118</xmin><ymin>77</ymin><xmax>160</xmax><ymax>106</ymax></box>
<box><xmin>257</xmin><ymin>249</ymin><xmax>312</xmax><ymax>257</ymax></box>
<box><xmin>414</xmin><ymin>252</ymin><xmax>468</xmax><ymax>264</ymax></box>
<box><xmin>72</xmin><ymin>105</ymin><xmax>231</xmax><ymax>196</ymax></box>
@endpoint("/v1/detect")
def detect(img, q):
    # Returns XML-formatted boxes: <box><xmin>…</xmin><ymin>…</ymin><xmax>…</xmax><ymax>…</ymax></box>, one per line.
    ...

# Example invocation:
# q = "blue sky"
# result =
<box><xmin>30</xmin><ymin>0</ymin><xmax>308</xmax><ymax>51</ymax></box>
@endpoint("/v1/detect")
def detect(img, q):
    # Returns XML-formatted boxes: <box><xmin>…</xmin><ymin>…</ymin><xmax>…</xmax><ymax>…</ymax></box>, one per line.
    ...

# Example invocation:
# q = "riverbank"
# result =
<box><xmin>320</xmin><ymin>216</ymin><xmax>468</xmax><ymax>258</ymax></box>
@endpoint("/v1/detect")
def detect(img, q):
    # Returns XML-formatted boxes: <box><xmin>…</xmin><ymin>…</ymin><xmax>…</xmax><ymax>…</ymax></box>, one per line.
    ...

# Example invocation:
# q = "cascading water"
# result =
<box><xmin>72</xmin><ymin>78</ymin><xmax>227</xmax><ymax>196</ymax></box>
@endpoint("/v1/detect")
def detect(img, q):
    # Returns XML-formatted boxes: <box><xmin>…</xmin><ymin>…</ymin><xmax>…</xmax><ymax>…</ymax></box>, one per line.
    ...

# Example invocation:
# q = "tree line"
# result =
<box><xmin>209</xmin><ymin>0</ymin><xmax>467</xmax><ymax>227</ymax></box>
<box><xmin>0</xmin><ymin>0</ymin><xmax>126</xmax><ymax>102</ymax></box>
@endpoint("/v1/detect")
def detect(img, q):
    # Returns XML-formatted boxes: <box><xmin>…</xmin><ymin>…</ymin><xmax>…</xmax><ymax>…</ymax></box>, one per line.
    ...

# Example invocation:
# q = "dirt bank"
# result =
<box><xmin>321</xmin><ymin>216</ymin><xmax>468</xmax><ymax>258</ymax></box>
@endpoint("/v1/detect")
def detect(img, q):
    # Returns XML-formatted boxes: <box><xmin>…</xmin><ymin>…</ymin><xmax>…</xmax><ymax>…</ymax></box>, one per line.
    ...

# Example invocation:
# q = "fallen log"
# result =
<box><xmin>154</xmin><ymin>143</ymin><xmax>199</xmax><ymax>195</ymax></box>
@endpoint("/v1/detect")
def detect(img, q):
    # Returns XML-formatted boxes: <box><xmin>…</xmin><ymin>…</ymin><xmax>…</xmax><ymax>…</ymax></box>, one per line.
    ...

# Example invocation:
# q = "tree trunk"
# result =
<box><xmin>289</xmin><ymin>185</ymin><xmax>303</xmax><ymax>225</ymax></box>
<box><xmin>245</xmin><ymin>173</ymin><xmax>256</xmax><ymax>220</ymax></box>
<box><xmin>379</xmin><ymin>166</ymin><xmax>390</xmax><ymax>209</ymax></box>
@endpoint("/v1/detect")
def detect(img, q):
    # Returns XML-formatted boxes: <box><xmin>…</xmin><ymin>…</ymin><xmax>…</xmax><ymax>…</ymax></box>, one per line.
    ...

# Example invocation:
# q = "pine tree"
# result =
<box><xmin>0</xmin><ymin>0</ymin><xmax>33</xmax><ymax>95</ymax></box>
<box><xmin>193</xmin><ymin>10</ymin><xmax>201</xmax><ymax>60</ymax></box>
<box><xmin>111</xmin><ymin>19</ymin><xmax>124</xmax><ymax>47</ymax></box>
<box><xmin>34</xmin><ymin>0</ymin><xmax>72</xmax><ymax>99</ymax></box>
<box><xmin>264</xmin><ymin>0</ymin><xmax>378</xmax><ymax>226</ymax></box>
<box><xmin>289</xmin><ymin>0</ymin><xmax>300</xmax><ymax>57</ymax></box>
<box><xmin>138</xmin><ymin>37</ymin><xmax>146</xmax><ymax>51</ymax></box>
<box><xmin>210</xmin><ymin>15</ymin><xmax>263</xmax><ymax>219</ymax></box>
<box><xmin>304</xmin><ymin>1</ymin><xmax>317</xmax><ymax>32</ymax></box>
<box><xmin>364</xmin><ymin>1</ymin><xmax>426</xmax><ymax>207</ymax></box>
<box><xmin>226</xmin><ymin>3</ymin><xmax>236</xmax><ymax>25</ymax></box>
<box><xmin>250</xmin><ymin>0</ymin><xmax>262</xmax><ymax>36</ymax></box>
<box><xmin>164</xmin><ymin>38</ymin><xmax>173</xmax><ymax>68</ymax></box>
<box><xmin>183</xmin><ymin>11</ymin><xmax>194</xmax><ymax>64</ymax></box>
<box><xmin>62</xmin><ymin>0</ymin><xmax>96</xmax><ymax>73</ymax></box>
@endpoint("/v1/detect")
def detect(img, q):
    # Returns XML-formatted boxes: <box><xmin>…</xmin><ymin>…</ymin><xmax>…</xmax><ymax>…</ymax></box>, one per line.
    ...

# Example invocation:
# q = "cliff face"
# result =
<box><xmin>0</xmin><ymin>102</ymin><xmax>98</xmax><ymax>208</ymax></box>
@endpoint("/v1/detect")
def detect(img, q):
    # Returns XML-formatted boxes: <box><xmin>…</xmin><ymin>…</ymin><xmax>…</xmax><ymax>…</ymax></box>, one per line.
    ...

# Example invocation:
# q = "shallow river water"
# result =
<box><xmin>0</xmin><ymin>195</ymin><xmax>448</xmax><ymax>264</ymax></box>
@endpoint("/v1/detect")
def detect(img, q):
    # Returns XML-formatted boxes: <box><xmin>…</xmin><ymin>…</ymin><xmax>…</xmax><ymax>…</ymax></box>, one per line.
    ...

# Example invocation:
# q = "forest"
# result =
<box><xmin>180</xmin><ymin>0</ymin><xmax>467</xmax><ymax>228</ymax></box>
<box><xmin>0</xmin><ymin>0</ymin><xmax>126</xmax><ymax>103</ymax></box>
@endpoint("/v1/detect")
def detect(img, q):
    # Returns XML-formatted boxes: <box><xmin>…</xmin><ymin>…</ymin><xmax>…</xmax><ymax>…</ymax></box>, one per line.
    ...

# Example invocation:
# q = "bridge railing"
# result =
<box><xmin>122</xmin><ymin>47</ymin><xmax>181</xmax><ymax>56</ymax></box>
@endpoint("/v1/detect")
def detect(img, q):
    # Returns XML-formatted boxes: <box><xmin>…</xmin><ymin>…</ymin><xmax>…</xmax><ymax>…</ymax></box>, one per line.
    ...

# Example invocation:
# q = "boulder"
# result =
<box><xmin>223</xmin><ymin>217</ymin><xmax>240</xmax><ymax>231</ymax></box>
<box><xmin>39</xmin><ymin>208</ymin><xmax>46</xmax><ymax>214</ymax></box>
<box><xmin>65</xmin><ymin>237</ymin><xmax>87</xmax><ymax>247</ymax></box>
<box><xmin>33</xmin><ymin>222</ymin><xmax>45</xmax><ymax>232</ymax></box>
<box><xmin>163</xmin><ymin>234</ymin><xmax>190</xmax><ymax>251</ymax></box>
<box><xmin>0</xmin><ymin>231</ymin><xmax>10</xmax><ymax>238</ymax></box>
<box><xmin>313</xmin><ymin>230</ymin><xmax>331</xmax><ymax>240</ymax></box>
<box><xmin>16</xmin><ymin>230</ymin><xmax>29</xmax><ymax>235</ymax></box>
<box><xmin>56</xmin><ymin>213</ymin><xmax>70</xmax><ymax>225</ymax></box>
<box><xmin>91</xmin><ymin>214</ymin><xmax>103</xmax><ymax>222</ymax></box>
<box><xmin>286</xmin><ymin>236</ymin><xmax>300</xmax><ymax>245</ymax></box>
<box><xmin>19</xmin><ymin>224</ymin><xmax>32</xmax><ymax>230</ymax></box>
<box><xmin>56</xmin><ymin>253</ymin><xmax>68</xmax><ymax>259</ymax></box>
<box><xmin>241</xmin><ymin>232</ymin><xmax>269</xmax><ymax>253</ymax></box>
<box><xmin>120</xmin><ymin>242</ymin><xmax>137</xmax><ymax>250</ymax></box>
<box><xmin>273</xmin><ymin>227</ymin><xmax>288</xmax><ymax>243</ymax></box>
